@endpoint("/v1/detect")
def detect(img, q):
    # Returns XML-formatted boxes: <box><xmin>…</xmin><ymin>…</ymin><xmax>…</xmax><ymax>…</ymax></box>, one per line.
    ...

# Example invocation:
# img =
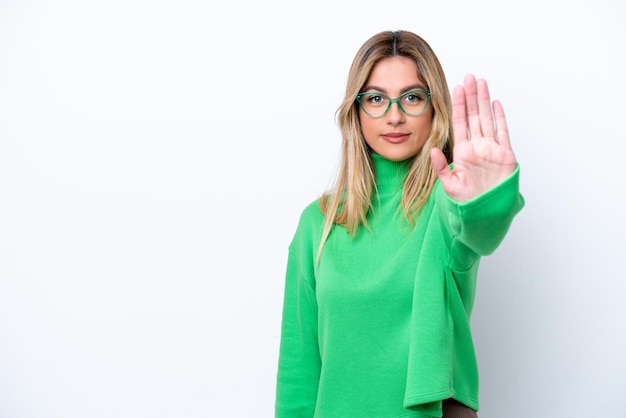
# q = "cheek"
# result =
<box><xmin>359</xmin><ymin>115</ymin><xmax>378</xmax><ymax>143</ymax></box>
<box><xmin>418</xmin><ymin>120</ymin><xmax>433</xmax><ymax>138</ymax></box>
<box><xmin>413</xmin><ymin>113</ymin><xmax>434</xmax><ymax>138</ymax></box>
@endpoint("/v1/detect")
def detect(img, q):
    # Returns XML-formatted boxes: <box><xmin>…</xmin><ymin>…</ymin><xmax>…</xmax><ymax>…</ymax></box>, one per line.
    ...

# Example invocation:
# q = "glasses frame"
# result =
<box><xmin>355</xmin><ymin>89</ymin><xmax>432</xmax><ymax>118</ymax></box>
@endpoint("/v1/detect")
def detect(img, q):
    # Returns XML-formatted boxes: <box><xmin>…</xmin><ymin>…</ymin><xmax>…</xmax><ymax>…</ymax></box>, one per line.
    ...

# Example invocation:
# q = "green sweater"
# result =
<box><xmin>276</xmin><ymin>154</ymin><xmax>524</xmax><ymax>418</ymax></box>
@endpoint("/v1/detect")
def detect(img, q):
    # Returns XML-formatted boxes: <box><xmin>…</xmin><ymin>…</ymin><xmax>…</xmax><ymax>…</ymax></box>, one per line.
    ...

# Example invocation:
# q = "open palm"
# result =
<box><xmin>430</xmin><ymin>74</ymin><xmax>518</xmax><ymax>202</ymax></box>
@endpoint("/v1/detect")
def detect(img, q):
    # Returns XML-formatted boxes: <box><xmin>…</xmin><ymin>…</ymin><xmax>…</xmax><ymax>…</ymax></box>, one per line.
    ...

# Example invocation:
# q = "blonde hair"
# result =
<box><xmin>318</xmin><ymin>30</ymin><xmax>454</xmax><ymax>261</ymax></box>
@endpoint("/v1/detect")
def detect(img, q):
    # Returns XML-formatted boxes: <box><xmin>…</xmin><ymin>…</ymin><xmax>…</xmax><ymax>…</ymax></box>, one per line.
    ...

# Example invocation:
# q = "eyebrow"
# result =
<box><xmin>362</xmin><ymin>83</ymin><xmax>429</xmax><ymax>93</ymax></box>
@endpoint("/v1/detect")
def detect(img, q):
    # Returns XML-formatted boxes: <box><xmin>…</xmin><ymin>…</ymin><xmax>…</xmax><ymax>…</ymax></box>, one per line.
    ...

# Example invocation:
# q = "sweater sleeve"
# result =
<box><xmin>403</xmin><ymin>167</ymin><xmax>524</xmax><ymax>415</ymax></box>
<box><xmin>436</xmin><ymin>165</ymin><xmax>525</xmax><ymax>270</ymax></box>
<box><xmin>275</xmin><ymin>206</ymin><xmax>322</xmax><ymax>417</ymax></box>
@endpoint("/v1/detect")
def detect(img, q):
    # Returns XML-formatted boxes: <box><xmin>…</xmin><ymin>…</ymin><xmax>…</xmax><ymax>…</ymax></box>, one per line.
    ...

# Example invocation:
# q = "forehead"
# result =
<box><xmin>365</xmin><ymin>56</ymin><xmax>422</xmax><ymax>93</ymax></box>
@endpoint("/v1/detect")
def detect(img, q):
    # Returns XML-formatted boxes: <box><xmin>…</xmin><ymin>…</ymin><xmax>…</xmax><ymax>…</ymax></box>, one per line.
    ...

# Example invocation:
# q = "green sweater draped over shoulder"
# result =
<box><xmin>276</xmin><ymin>153</ymin><xmax>524</xmax><ymax>418</ymax></box>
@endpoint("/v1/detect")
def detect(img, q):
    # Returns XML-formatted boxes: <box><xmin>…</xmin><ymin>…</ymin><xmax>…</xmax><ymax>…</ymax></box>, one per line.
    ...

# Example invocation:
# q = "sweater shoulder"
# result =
<box><xmin>289</xmin><ymin>198</ymin><xmax>325</xmax><ymax>253</ymax></box>
<box><xmin>286</xmin><ymin>198</ymin><xmax>325</xmax><ymax>286</ymax></box>
<box><xmin>299</xmin><ymin>198</ymin><xmax>325</xmax><ymax>225</ymax></box>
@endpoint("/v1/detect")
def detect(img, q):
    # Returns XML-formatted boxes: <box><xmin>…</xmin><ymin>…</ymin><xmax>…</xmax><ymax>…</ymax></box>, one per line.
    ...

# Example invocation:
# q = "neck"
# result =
<box><xmin>371</xmin><ymin>153</ymin><xmax>410</xmax><ymax>196</ymax></box>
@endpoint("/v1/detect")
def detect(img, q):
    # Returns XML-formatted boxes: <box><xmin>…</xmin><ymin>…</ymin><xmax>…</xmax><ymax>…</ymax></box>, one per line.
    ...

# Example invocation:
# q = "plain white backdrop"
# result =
<box><xmin>1</xmin><ymin>0</ymin><xmax>624</xmax><ymax>417</ymax></box>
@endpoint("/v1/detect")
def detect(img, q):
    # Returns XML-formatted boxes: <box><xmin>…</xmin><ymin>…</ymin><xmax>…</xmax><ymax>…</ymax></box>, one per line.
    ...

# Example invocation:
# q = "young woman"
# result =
<box><xmin>275</xmin><ymin>30</ymin><xmax>524</xmax><ymax>418</ymax></box>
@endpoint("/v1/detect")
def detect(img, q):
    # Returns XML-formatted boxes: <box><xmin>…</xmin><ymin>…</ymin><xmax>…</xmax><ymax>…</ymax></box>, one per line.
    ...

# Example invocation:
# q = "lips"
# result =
<box><xmin>381</xmin><ymin>132</ymin><xmax>410</xmax><ymax>144</ymax></box>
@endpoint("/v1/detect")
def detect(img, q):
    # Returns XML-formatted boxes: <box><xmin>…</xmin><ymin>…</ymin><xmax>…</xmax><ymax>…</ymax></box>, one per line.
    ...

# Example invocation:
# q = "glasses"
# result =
<box><xmin>355</xmin><ymin>89</ymin><xmax>431</xmax><ymax>118</ymax></box>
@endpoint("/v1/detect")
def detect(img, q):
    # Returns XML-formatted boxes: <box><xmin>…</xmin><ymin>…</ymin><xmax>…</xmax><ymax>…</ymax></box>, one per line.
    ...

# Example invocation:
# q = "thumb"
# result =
<box><xmin>430</xmin><ymin>148</ymin><xmax>450</xmax><ymax>181</ymax></box>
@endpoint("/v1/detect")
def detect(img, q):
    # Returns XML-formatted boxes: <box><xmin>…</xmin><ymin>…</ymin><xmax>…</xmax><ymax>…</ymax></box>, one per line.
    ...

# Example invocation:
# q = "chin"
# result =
<box><xmin>374</xmin><ymin>147</ymin><xmax>419</xmax><ymax>162</ymax></box>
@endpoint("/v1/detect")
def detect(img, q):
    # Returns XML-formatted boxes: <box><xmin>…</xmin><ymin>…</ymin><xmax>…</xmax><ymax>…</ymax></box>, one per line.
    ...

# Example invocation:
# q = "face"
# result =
<box><xmin>359</xmin><ymin>56</ymin><xmax>433</xmax><ymax>161</ymax></box>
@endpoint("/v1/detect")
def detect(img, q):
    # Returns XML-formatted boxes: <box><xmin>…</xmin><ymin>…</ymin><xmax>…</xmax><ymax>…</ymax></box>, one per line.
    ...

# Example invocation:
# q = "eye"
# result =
<box><xmin>365</xmin><ymin>94</ymin><xmax>387</xmax><ymax>106</ymax></box>
<box><xmin>402</xmin><ymin>91</ymin><xmax>427</xmax><ymax>104</ymax></box>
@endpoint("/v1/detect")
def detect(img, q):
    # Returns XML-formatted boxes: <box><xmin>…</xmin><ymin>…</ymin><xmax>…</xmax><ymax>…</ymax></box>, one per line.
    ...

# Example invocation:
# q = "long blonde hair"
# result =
<box><xmin>318</xmin><ymin>30</ymin><xmax>454</xmax><ymax>261</ymax></box>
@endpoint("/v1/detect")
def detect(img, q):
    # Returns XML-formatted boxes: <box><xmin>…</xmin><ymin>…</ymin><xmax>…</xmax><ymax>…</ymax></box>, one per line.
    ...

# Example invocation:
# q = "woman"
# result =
<box><xmin>275</xmin><ymin>30</ymin><xmax>524</xmax><ymax>418</ymax></box>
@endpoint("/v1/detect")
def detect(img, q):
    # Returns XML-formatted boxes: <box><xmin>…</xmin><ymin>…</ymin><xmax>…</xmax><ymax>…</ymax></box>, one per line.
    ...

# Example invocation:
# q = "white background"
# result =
<box><xmin>1</xmin><ymin>0</ymin><xmax>624</xmax><ymax>417</ymax></box>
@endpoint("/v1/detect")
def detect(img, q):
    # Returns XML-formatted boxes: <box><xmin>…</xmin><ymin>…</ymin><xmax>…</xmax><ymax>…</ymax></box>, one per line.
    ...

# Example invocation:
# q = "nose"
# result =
<box><xmin>386</xmin><ymin>102</ymin><xmax>405</xmax><ymax>124</ymax></box>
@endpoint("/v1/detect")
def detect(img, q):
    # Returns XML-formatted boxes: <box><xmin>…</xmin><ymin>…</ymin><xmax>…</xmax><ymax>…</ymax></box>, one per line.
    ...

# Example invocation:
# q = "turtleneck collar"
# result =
<box><xmin>371</xmin><ymin>153</ymin><xmax>410</xmax><ymax>196</ymax></box>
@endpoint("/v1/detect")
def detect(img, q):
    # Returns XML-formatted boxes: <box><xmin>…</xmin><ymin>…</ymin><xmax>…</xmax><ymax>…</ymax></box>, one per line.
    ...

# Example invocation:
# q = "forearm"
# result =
<box><xmin>437</xmin><ymin>165</ymin><xmax>524</xmax><ymax>261</ymax></box>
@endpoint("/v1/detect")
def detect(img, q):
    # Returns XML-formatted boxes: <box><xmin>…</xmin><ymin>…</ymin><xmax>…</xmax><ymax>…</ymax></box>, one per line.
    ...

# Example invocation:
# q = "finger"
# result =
<box><xmin>492</xmin><ymin>100</ymin><xmax>511</xmax><ymax>148</ymax></box>
<box><xmin>452</xmin><ymin>85</ymin><xmax>468</xmax><ymax>143</ymax></box>
<box><xmin>430</xmin><ymin>148</ymin><xmax>451</xmax><ymax>181</ymax></box>
<box><xmin>463</xmin><ymin>74</ymin><xmax>482</xmax><ymax>139</ymax></box>
<box><xmin>477</xmin><ymin>78</ymin><xmax>495</xmax><ymax>139</ymax></box>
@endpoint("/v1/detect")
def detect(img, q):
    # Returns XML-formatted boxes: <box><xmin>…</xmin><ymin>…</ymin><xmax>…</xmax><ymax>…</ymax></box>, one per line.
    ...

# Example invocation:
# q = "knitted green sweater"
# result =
<box><xmin>276</xmin><ymin>154</ymin><xmax>524</xmax><ymax>418</ymax></box>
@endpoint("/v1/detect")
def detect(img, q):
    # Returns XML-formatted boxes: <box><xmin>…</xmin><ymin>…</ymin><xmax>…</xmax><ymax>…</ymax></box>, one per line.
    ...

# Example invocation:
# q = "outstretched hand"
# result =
<box><xmin>430</xmin><ymin>74</ymin><xmax>517</xmax><ymax>202</ymax></box>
